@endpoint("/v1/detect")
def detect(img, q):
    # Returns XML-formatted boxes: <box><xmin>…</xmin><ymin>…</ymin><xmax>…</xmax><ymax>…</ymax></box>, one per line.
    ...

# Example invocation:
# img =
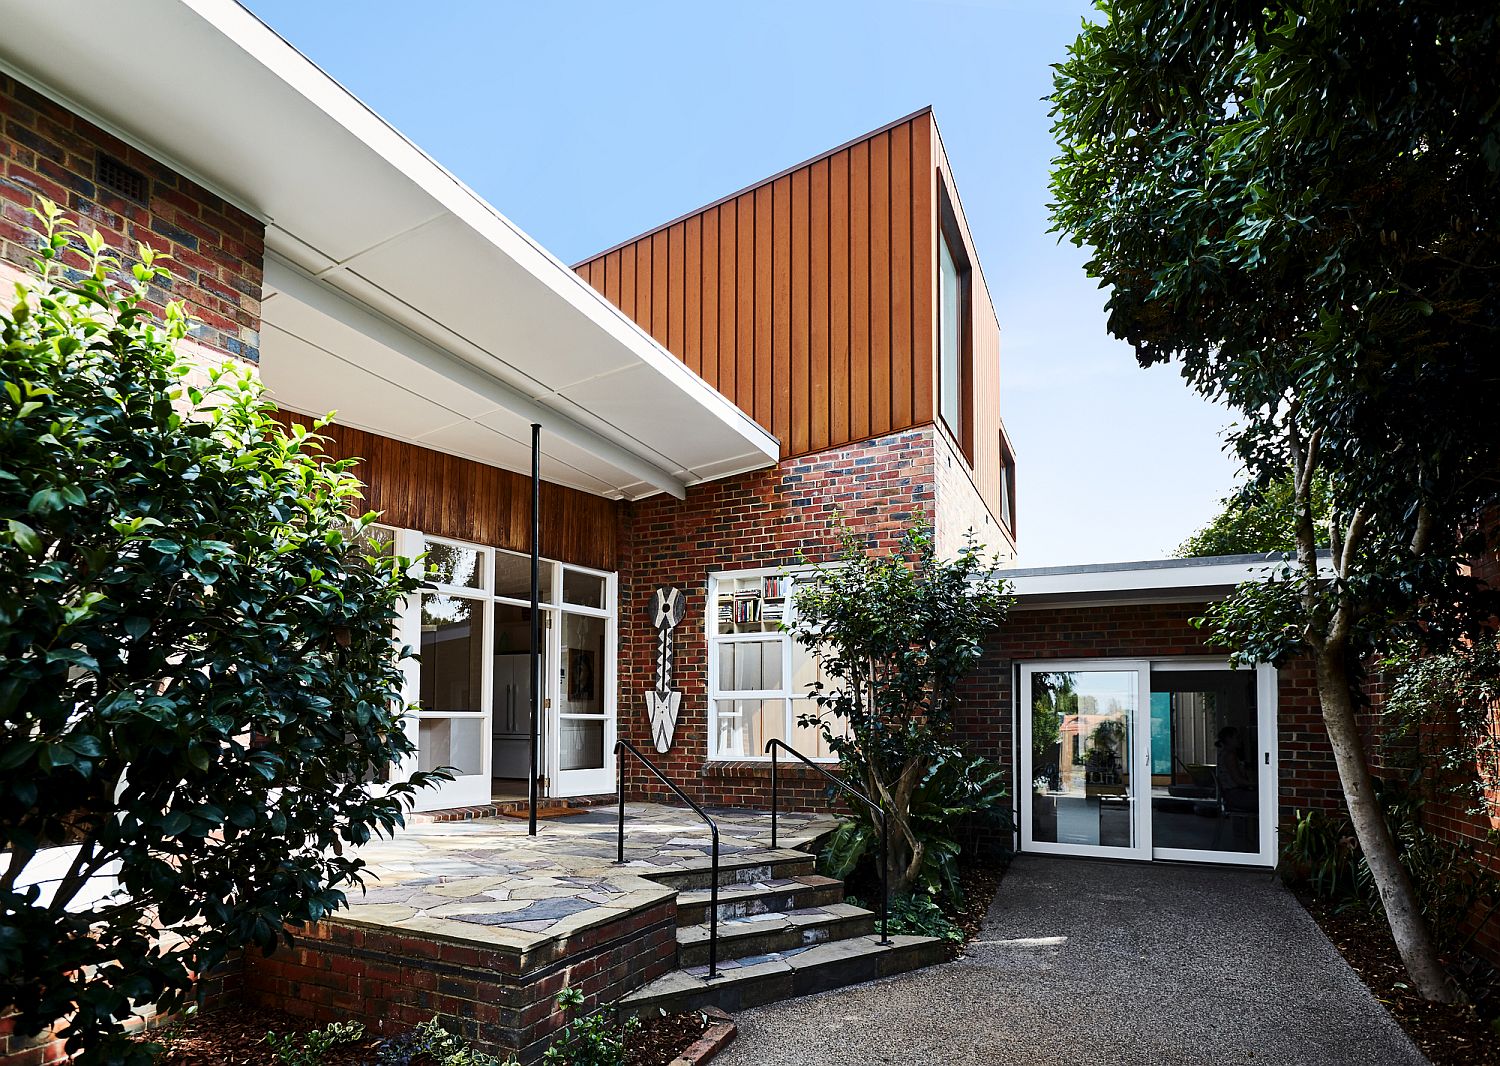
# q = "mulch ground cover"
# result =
<box><xmin>624</xmin><ymin>1008</ymin><xmax>716</xmax><ymax>1065</ymax></box>
<box><xmin>138</xmin><ymin>1000</ymin><xmax>719</xmax><ymax>1065</ymax></box>
<box><xmin>951</xmin><ymin>862</ymin><xmax>1008</xmax><ymax>944</ymax></box>
<box><xmin>1297</xmin><ymin>892</ymin><xmax>1500</xmax><ymax>1065</ymax></box>
<box><xmin>141</xmin><ymin>1002</ymin><xmax>371</xmax><ymax>1065</ymax></box>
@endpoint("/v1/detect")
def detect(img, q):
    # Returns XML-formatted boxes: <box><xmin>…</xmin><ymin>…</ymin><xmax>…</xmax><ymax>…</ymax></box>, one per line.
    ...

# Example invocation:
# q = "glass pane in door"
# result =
<box><xmin>1031</xmin><ymin>670</ymin><xmax>1138</xmax><ymax>850</ymax></box>
<box><xmin>1150</xmin><ymin>669</ymin><xmax>1260</xmax><ymax>854</ymax></box>
<box><xmin>558</xmin><ymin>612</ymin><xmax>607</xmax><ymax>775</ymax></box>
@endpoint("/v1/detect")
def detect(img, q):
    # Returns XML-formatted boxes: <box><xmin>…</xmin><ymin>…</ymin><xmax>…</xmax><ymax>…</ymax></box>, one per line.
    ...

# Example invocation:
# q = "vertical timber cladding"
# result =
<box><xmin>573</xmin><ymin>109</ymin><xmax>943</xmax><ymax>461</ymax></box>
<box><xmin>277</xmin><ymin>413</ymin><xmax>619</xmax><ymax>571</ymax></box>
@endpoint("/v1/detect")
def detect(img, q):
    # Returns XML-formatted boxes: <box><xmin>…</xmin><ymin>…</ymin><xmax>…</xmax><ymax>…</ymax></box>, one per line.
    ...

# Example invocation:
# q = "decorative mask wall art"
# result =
<box><xmin>644</xmin><ymin>585</ymin><xmax>686</xmax><ymax>752</ymax></box>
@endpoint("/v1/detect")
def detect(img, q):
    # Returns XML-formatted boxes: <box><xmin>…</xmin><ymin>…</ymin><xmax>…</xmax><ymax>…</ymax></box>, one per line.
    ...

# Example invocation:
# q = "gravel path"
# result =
<box><xmin>714</xmin><ymin>854</ymin><xmax>1426</xmax><ymax>1066</ymax></box>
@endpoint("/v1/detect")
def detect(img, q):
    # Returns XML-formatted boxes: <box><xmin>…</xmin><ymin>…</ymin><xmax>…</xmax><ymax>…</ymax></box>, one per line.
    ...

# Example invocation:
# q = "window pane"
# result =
<box><xmin>418</xmin><ymin>717</ymin><xmax>484</xmax><ymax>776</ymax></box>
<box><xmin>560</xmin><ymin>718</ymin><xmax>605</xmax><ymax>771</ymax></box>
<box><xmin>789</xmin><ymin>642</ymin><xmax>822</xmax><ymax>698</ymax></box>
<box><xmin>424</xmin><ymin>539</ymin><xmax>484</xmax><ymax>589</ymax></box>
<box><xmin>999</xmin><ymin>461</ymin><xmax>1013</xmax><ymax>530</ymax></box>
<box><xmin>563</xmin><ymin>568</ymin><xmax>605</xmax><ymax>608</ymax></box>
<box><xmin>494</xmin><ymin>551</ymin><xmax>555</xmax><ymax>602</ymax></box>
<box><xmin>939</xmin><ymin>233</ymin><xmax>962</xmax><ymax>433</ymax></box>
<box><xmin>1150</xmin><ymin>669</ymin><xmax>1260</xmax><ymax>855</ymax></box>
<box><xmin>1031</xmin><ymin>670</ymin><xmax>1137</xmax><ymax>849</ymax></box>
<box><xmin>718</xmin><ymin>640</ymin><xmax>782</xmax><ymax>692</ymax></box>
<box><xmin>561</xmin><ymin>613</ymin><xmax>606</xmax><ymax>712</ymax></box>
<box><xmin>792</xmin><ymin>699</ymin><xmax>848</xmax><ymax>760</ymax></box>
<box><xmin>715</xmin><ymin>699</ymin><xmax>786</xmax><ymax>758</ymax></box>
<box><xmin>420</xmin><ymin>594</ymin><xmax>485</xmax><ymax>713</ymax></box>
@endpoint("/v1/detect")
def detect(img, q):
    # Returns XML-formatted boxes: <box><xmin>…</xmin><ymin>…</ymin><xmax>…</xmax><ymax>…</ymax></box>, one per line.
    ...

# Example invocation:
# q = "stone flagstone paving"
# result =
<box><xmin>340</xmin><ymin>804</ymin><xmax>839</xmax><ymax>954</ymax></box>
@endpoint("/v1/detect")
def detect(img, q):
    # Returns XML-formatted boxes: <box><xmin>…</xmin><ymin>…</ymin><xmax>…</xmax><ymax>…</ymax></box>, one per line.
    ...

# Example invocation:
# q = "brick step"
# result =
<box><xmin>677</xmin><ymin>902</ymin><xmax>876</xmax><ymax>968</ymax></box>
<box><xmin>620</xmin><ymin>934</ymin><xmax>950</xmax><ymax>1017</ymax></box>
<box><xmin>640</xmin><ymin>849</ymin><xmax>817</xmax><ymax>891</ymax></box>
<box><xmin>673</xmin><ymin>874</ymin><xmax>843</xmax><ymax>927</ymax></box>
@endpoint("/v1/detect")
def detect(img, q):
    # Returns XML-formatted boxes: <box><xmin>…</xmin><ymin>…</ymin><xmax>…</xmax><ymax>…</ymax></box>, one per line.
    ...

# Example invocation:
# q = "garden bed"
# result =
<box><xmin>137</xmin><ymin>999</ymin><xmax>726</xmax><ymax>1066</ymax></box>
<box><xmin>1297</xmin><ymin>893</ymin><xmax>1500</xmax><ymax>1066</ymax></box>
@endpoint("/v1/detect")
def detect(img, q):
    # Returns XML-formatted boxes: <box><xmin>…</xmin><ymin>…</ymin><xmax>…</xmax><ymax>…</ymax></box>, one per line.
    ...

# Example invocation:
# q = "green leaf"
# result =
<box><xmin>7</xmin><ymin>518</ymin><xmax>41</xmax><ymax>555</ymax></box>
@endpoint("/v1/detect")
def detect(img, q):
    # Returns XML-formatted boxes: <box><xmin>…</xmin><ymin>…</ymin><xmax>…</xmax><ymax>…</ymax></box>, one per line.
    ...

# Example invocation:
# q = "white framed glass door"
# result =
<box><xmin>1019</xmin><ymin>657</ymin><xmax>1278</xmax><ymax>865</ymax></box>
<box><xmin>402</xmin><ymin>531</ymin><xmax>493</xmax><ymax>811</ymax></box>
<box><xmin>550</xmin><ymin>566</ymin><xmax>616</xmax><ymax>797</ymax></box>
<box><xmin>1148</xmin><ymin>661</ymin><xmax>1278</xmax><ymax>866</ymax></box>
<box><xmin>1021</xmin><ymin>661</ymin><xmax>1151</xmax><ymax>860</ymax></box>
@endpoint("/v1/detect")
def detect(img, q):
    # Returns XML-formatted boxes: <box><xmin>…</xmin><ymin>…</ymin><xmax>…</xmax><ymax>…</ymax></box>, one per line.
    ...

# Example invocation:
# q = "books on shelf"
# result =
<box><xmin>763</xmin><ymin>575</ymin><xmax>787</xmax><ymax>600</ymax></box>
<box><xmin>732</xmin><ymin>591</ymin><xmax>761</xmax><ymax>625</ymax></box>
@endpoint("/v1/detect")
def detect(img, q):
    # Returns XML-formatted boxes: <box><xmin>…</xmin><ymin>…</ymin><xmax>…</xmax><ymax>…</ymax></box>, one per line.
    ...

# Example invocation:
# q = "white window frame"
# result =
<box><xmin>706</xmin><ymin>565</ymin><xmax>837</xmax><ymax>763</ymax></box>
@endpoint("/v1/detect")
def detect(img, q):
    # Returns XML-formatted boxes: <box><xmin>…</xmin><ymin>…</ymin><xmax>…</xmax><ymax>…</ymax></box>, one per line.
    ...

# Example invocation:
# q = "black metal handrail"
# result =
<box><xmin>614</xmin><ymin>738</ymin><xmax>722</xmax><ymax>979</ymax></box>
<box><xmin>765</xmin><ymin>739</ymin><xmax>890</xmax><ymax>945</ymax></box>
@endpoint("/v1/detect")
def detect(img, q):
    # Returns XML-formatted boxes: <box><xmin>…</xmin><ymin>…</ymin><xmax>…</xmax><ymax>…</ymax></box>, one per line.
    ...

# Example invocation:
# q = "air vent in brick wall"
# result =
<box><xmin>95</xmin><ymin>152</ymin><xmax>147</xmax><ymax>203</ymax></box>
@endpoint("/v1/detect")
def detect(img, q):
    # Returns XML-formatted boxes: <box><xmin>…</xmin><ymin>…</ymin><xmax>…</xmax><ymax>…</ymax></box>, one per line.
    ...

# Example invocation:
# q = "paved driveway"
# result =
<box><xmin>715</xmin><ymin>855</ymin><xmax>1425</xmax><ymax>1066</ymax></box>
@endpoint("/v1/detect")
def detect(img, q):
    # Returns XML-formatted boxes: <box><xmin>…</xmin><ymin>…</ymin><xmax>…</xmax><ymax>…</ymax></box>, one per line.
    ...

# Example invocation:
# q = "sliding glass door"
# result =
<box><xmin>1020</xmin><ymin>659</ymin><xmax>1277</xmax><ymax>865</ymax></box>
<box><xmin>1021</xmin><ymin>662</ymin><xmax>1151</xmax><ymax>860</ymax></box>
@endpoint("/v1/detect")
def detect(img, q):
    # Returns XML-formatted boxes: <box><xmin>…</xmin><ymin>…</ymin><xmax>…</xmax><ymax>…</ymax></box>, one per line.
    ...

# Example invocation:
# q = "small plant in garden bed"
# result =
<box><xmin>543</xmin><ymin>987</ymin><xmax>638</xmax><ymax>1066</ymax></box>
<box><xmin>265</xmin><ymin>1021</ymin><xmax>365</xmax><ymax>1066</ymax></box>
<box><xmin>848</xmin><ymin>891</ymin><xmax>963</xmax><ymax>944</ymax></box>
<box><xmin>373</xmin><ymin>1016</ymin><xmax>514</xmax><ymax>1066</ymax></box>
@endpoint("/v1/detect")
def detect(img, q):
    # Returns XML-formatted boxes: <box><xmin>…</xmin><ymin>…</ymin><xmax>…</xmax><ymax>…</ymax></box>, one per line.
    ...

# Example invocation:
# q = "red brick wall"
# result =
<box><xmin>953</xmin><ymin>601</ymin><xmax>1338</xmax><ymax>834</ymax></box>
<box><xmin>0</xmin><ymin>75</ymin><xmax>263</xmax><ymax>361</ymax></box>
<box><xmin>243</xmin><ymin>903</ymin><xmax>677</xmax><ymax>1065</ymax></box>
<box><xmin>616</xmin><ymin>427</ymin><xmax>937</xmax><ymax>809</ymax></box>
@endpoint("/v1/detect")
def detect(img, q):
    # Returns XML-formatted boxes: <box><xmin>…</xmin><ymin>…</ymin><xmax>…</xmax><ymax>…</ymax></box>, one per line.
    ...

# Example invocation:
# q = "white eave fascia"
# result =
<box><xmin>189</xmin><ymin>0</ymin><xmax>779</xmax><ymax>469</ymax></box>
<box><xmin>997</xmin><ymin>552</ymin><xmax>1334</xmax><ymax>609</ymax></box>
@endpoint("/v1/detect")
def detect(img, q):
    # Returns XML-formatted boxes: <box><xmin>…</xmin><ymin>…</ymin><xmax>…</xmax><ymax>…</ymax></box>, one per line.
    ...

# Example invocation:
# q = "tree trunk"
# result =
<box><xmin>1315</xmin><ymin>646</ymin><xmax>1458</xmax><ymax>1003</ymax></box>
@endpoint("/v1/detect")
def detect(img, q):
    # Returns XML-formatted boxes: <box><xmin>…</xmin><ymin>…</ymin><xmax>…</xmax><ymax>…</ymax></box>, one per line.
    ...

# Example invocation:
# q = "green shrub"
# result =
<box><xmin>819</xmin><ymin>749</ymin><xmax>1008</xmax><ymax>905</ymax></box>
<box><xmin>0</xmin><ymin>201</ymin><xmax>447</xmax><ymax>1064</ymax></box>
<box><xmin>1281</xmin><ymin>783</ymin><xmax>1498</xmax><ymax>951</ymax></box>
<box><xmin>788</xmin><ymin>518</ymin><xmax>1011</xmax><ymax>899</ymax></box>
<box><xmin>542</xmin><ymin>987</ymin><xmax>637</xmax><ymax>1066</ymax></box>
<box><xmin>263</xmin><ymin>1021</ymin><xmax>364</xmax><ymax>1066</ymax></box>
<box><xmin>374</xmin><ymin>1017</ymin><xmax>515</xmax><ymax>1066</ymax></box>
<box><xmin>849</xmin><ymin>891</ymin><xmax>964</xmax><ymax>944</ymax></box>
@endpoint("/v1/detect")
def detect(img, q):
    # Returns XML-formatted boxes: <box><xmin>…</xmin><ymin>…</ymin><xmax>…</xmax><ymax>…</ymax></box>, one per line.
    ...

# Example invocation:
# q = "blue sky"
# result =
<box><xmin>244</xmin><ymin>0</ymin><xmax>1240</xmax><ymax>565</ymax></box>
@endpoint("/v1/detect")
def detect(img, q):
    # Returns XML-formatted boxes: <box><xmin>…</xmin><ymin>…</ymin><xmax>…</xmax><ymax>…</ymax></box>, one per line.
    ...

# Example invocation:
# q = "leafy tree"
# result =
<box><xmin>0</xmin><ymin>202</ymin><xmax>445</xmax><ymax>1062</ymax></box>
<box><xmin>789</xmin><ymin>518</ymin><xmax>1011</xmax><ymax>898</ymax></box>
<box><xmin>1176</xmin><ymin>473</ymin><xmax>1332</xmax><ymax>557</ymax></box>
<box><xmin>1050</xmin><ymin>2</ymin><xmax>1500</xmax><ymax>1001</ymax></box>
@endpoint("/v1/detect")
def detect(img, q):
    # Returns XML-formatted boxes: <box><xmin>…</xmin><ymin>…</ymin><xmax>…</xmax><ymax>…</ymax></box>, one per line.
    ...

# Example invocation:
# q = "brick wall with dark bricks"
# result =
<box><xmin>615</xmin><ymin>427</ymin><xmax>939</xmax><ymax>810</ymax></box>
<box><xmin>0</xmin><ymin>958</ymin><xmax>241</xmax><ymax>1066</ymax></box>
<box><xmin>0</xmin><ymin>75</ymin><xmax>263</xmax><ymax>361</ymax></box>
<box><xmin>242</xmin><ymin>901</ymin><xmax>677</xmax><ymax>1065</ymax></box>
<box><xmin>952</xmin><ymin>600</ymin><xmax>1339</xmax><ymax>837</ymax></box>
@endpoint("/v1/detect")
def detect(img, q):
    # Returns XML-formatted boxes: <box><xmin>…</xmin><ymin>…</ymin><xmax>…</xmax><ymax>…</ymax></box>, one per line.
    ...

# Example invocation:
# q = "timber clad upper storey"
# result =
<box><xmin>573</xmin><ymin>108</ymin><xmax>1011</xmax><ymax>539</ymax></box>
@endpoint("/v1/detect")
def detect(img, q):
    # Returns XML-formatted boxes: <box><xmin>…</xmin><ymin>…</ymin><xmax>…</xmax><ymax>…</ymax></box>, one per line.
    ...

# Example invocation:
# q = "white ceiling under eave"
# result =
<box><xmin>0</xmin><ymin>0</ymin><xmax>779</xmax><ymax>501</ymax></box>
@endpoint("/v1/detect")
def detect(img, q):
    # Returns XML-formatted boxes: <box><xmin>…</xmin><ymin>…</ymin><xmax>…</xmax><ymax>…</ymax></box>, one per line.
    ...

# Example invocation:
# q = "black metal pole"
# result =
<box><xmin>615</xmin><ymin>742</ymin><xmax>625</xmax><ymax>865</ymax></box>
<box><xmin>878</xmin><ymin>809</ymin><xmax>891</xmax><ymax>944</ymax></box>
<box><xmin>770</xmin><ymin>743</ymin><xmax>779</xmax><ymax>849</ymax></box>
<box><xmin>708</xmin><ymin>829</ymin><xmax>719</xmax><ymax>979</ymax></box>
<box><xmin>528</xmin><ymin>422</ymin><xmax>541</xmax><ymax>837</ymax></box>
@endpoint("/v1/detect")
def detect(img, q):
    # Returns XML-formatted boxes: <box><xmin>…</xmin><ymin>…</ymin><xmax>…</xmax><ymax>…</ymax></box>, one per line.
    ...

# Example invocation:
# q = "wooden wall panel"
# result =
<box><xmin>573</xmin><ymin>110</ymin><xmax>946</xmax><ymax>461</ymax></box>
<box><xmin>278</xmin><ymin>414</ymin><xmax>619</xmax><ymax>571</ymax></box>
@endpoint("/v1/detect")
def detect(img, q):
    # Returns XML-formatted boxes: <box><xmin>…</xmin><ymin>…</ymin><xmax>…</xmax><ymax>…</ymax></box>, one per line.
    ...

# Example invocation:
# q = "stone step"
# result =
<box><xmin>677</xmin><ymin>902</ymin><xmax>876</xmax><ymax>968</ymax></box>
<box><xmin>673</xmin><ymin>874</ymin><xmax>844</xmax><ymax>927</ymax></box>
<box><xmin>639</xmin><ymin>848</ymin><xmax>817</xmax><ymax>891</ymax></box>
<box><xmin>620</xmin><ymin>934</ymin><xmax>950</xmax><ymax>1017</ymax></box>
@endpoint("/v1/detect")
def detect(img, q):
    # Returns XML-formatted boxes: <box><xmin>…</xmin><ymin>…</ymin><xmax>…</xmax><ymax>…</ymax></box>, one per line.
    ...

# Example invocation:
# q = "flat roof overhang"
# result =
<box><xmin>1002</xmin><ymin>552</ymin><xmax>1333</xmax><ymax>609</ymax></box>
<box><xmin>0</xmin><ymin>0</ymin><xmax>779</xmax><ymax>500</ymax></box>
